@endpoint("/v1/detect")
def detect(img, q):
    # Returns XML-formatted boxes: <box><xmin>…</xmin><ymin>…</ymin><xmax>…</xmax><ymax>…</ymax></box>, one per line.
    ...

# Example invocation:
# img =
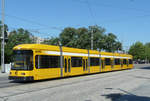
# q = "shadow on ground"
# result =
<box><xmin>138</xmin><ymin>66</ymin><xmax>150</xmax><ymax>70</ymax></box>
<box><xmin>102</xmin><ymin>93</ymin><xmax>150</xmax><ymax>101</ymax></box>
<box><xmin>102</xmin><ymin>88</ymin><xmax>150</xmax><ymax>101</ymax></box>
<box><xmin>131</xmin><ymin>75</ymin><xmax>150</xmax><ymax>80</ymax></box>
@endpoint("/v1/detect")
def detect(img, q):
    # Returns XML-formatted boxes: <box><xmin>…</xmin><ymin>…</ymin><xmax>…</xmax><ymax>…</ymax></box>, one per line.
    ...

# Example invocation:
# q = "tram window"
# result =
<box><xmin>115</xmin><ymin>59</ymin><xmax>120</xmax><ymax>65</ymax></box>
<box><xmin>35</xmin><ymin>55</ymin><xmax>60</xmax><ymax>68</ymax></box>
<box><xmin>86</xmin><ymin>59</ymin><xmax>88</xmax><ymax>70</ymax></box>
<box><xmin>12</xmin><ymin>50</ymin><xmax>33</xmax><ymax>70</ymax></box>
<box><xmin>105</xmin><ymin>58</ymin><xmax>111</xmax><ymax>65</ymax></box>
<box><xmin>83</xmin><ymin>59</ymin><xmax>85</xmax><ymax>71</ymax></box>
<box><xmin>90</xmin><ymin>58</ymin><xmax>100</xmax><ymax>66</ymax></box>
<box><xmin>71</xmin><ymin>57</ymin><xmax>82</xmax><ymax>67</ymax></box>
<box><xmin>123</xmin><ymin>59</ymin><xmax>127</xmax><ymax>64</ymax></box>
<box><xmin>129</xmin><ymin>59</ymin><xmax>133</xmax><ymax>64</ymax></box>
<box><xmin>68</xmin><ymin>59</ymin><xmax>71</xmax><ymax>72</ymax></box>
<box><xmin>65</xmin><ymin>59</ymin><xmax>67</xmax><ymax>72</ymax></box>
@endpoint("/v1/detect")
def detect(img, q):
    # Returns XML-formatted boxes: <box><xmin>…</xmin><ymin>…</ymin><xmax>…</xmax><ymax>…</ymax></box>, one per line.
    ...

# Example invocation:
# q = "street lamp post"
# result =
<box><xmin>58</xmin><ymin>41</ymin><xmax>63</xmax><ymax>77</ymax></box>
<box><xmin>91</xmin><ymin>29</ymin><xmax>93</xmax><ymax>50</ymax></box>
<box><xmin>1</xmin><ymin>0</ymin><xmax>5</xmax><ymax>73</ymax></box>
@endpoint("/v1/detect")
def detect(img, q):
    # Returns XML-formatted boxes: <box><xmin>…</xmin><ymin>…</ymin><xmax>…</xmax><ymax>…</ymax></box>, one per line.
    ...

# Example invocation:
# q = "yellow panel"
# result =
<box><xmin>128</xmin><ymin>64</ymin><xmax>134</xmax><ymax>69</ymax></box>
<box><xmin>112</xmin><ymin>65</ymin><xmax>121</xmax><ymax>71</ymax></box>
<box><xmin>10</xmin><ymin>70</ymin><xmax>33</xmax><ymax>77</ymax></box>
<box><xmin>90</xmin><ymin>66</ymin><xmax>100</xmax><ymax>73</ymax></box>
<box><xmin>69</xmin><ymin>67</ymin><xmax>84</xmax><ymax>76</ymax></box>
<box><xmin>33</xmin><ymin>68</ymin><xmax>61</xmax><ymax>80</ymax></box>
<box><xmin>101</xmin><ymin>65</ymin><xmax>112</xmax><ymax>72</ymax></box>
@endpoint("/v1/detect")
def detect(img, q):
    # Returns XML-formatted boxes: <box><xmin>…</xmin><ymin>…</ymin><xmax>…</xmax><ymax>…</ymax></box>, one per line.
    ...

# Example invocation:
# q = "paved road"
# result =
<box><xmin>0</xmin><ymin>64</ymin><xmax>150</xmax><ymax>101</ymax></box>
<box><xmin>0</xmin><ymin>76</ymin><xmax>22</xmax><ymax>89</ymax></box>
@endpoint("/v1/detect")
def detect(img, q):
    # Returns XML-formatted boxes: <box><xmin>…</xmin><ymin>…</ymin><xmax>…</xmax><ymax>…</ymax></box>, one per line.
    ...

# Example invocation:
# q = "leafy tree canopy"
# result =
<box><xmin>43</xmin><ymin>25</ymin><xmax>122</xmax><ymax>52</ymax></box>
<box><xmin>3</xmin><ymin>28</ymin><xmax>33</xmax><ymax>63</ymax></box>
<box><xmin>129</xmin><ymin>41</ymin><xmax>145</xmax><ymax>60</ymax></box>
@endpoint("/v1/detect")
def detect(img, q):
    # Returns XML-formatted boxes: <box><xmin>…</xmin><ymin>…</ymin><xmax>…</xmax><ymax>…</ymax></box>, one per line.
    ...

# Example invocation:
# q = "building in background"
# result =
<box><xmin>32</xmin><ymin>36</ymin><xmax>45</xmax><ymax>44</ymax></box>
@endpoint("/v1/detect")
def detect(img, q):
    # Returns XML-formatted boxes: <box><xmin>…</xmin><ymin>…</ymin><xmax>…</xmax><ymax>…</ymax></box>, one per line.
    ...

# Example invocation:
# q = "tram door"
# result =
<box><xmin>64</xmin><ymin>56</ymin><xmax>71</xmax><ymax>76</ymax></box>
<box><xmin>83</xmin><ymin>58</ymin><xmax>88</xmax><ymax>73</ymax></box>
<box><xmin>101</xmin><ymin>59</ymin><xmax>105</xmax><ymax>71</ymax></box>
<box><xmin>121</xmin><ymin>59</ymin><xmax>123</xmax><ymax>68</ymax></box>
<box><xmin>111</xmin><ymin>59</ymin><xmax>114</xmax><ymax>68</ymax></box>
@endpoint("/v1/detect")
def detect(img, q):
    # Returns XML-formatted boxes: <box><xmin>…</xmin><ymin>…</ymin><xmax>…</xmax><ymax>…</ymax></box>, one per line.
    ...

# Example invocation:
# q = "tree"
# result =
<box><xmin>58</xmin><ymin>25</ymin><xmax>107</xmax><ymax>50</ymax></box>
<box><xmin>0</xmin><ymin>21</ymin><xmax>8</xmax><ymax>37</ymax></box>
<box><xmin>102</xmin><ymin>33</ymin><xmax>122</xmax><ymax>52</ymax></box>
<box><xmin>144</xmin><ymin>42</ymin><xmax>150</xmax><ymax>63</ymax></box>
<box><xmin>59</xmin><ymin>27</ymin><xmax>77</xmax><ymax>47</ymax></box>
<box><xmin>42</xmin><ymin>37</ymin><xmax>59</xmax><ymax>45</ymax></box>
<box><xmin>75</xmin><ymin>27</ymin><xmax>90</xmax><ymax>49</ymax></box>
<box><xmin>129</xmin><ymin>41</ymin><xmax>145</xmax><ymax>61</ymax></box>
<box><xmin>88</xmin><ymin>25</ymin><xmax>106</xmax><ymax>50</ymax></box>
<box><xmin>5</xmin><ymin>28</ymin><xmax>33</xmax><ymax>63</ymax></box>
<box><xmin>114</xmin><ymin>41</ymin><xmax>122</xmax><ymax>51</ymax></box>
<box><xmin>43</xmin><ymin>25</ymin><xmax>122</xmax><ymax>52</ymax></box>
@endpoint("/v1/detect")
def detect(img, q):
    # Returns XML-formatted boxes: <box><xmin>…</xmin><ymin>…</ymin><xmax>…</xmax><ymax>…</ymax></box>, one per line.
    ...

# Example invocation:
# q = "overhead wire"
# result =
<box><xmin>72</xmin><ymin>0</ymin><xmax>150</xmax><ymax>51</ymax></box>
<box><xmin>72</xmin><ymin>0</ymin><xmax>150</xmax><ymax>24</ymax></box>
<box><xmin>4</xmin><ymin>13</ymin><xmax>63</xmax><ymax>31</ymax></box>
<box><xmin>86</xmin><ymin>0</ymin><xmax>97</xmax><ymax>25</ymax></box>
<box><xmin>2</xmin><ymin>13</ymin><xmax>64</xmax><ymax>38</ymax></box>
<box><xmin>73</xmin><ymin>0</ymin><xmax>150</xmax><ymax>14</ymax></box>
<box><xmin>8</xmin><ymin>26</ymin><xmax>54</xmax><ymax>38</ymax></box>
<box><xmin>4</xmin><ymin>0</ymin><xmax>150</xmax><ymax>38</ymax></box>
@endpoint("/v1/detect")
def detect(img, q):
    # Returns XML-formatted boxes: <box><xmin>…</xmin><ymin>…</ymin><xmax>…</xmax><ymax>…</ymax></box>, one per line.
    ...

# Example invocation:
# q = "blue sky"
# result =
<box><xmin>1</xmin><ymin>0</ymin><xmax>150</xmax><ymax>50</ymax></box>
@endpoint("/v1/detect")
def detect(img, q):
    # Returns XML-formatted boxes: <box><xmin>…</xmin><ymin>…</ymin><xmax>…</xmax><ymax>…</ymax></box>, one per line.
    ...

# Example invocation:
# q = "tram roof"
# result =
<box><xmin>13</xmin><ymin>44</ymin><xmax>132</xmax><ymax>58</ymax></box>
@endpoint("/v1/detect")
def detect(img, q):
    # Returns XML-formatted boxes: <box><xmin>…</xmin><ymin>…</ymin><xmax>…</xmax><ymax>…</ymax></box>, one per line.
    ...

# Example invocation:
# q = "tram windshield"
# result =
<box><xmin>11</xmin><ymin>50</ymin><xmax>33</xmax><ymax>70</ymax></box>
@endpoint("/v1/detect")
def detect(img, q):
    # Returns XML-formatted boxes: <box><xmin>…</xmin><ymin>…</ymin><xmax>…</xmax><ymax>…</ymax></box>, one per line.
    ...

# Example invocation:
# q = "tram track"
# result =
<box><xmin>0</xmin><ymin>77</ymin><xmax>21</xmax><ymax>88</ymax></box>
<box><xmin>0</xmin><ymin>65</ymin><xmax>145</xmax><ymax>89</ymax></box>
<box><xmin>0</xmin><ymin>68</ymin><xmax>141</xmax><ymax>99</ymax></box>
<box><xmin>0</xmin><ymin>69</ymin><xmax>132</xmax><ymax>89</ymax></box>
<box><xmin>0</xmin><ymin>67</ymin><xmax>144</xmax><ymax>89</ymax></box>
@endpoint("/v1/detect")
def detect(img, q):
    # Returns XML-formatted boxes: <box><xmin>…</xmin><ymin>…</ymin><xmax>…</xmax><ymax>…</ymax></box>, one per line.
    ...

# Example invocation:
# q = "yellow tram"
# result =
<box><xmin>9</xmin><ymin>44</ymin><xmax>133</xmax><ymax>81</ymax></box>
